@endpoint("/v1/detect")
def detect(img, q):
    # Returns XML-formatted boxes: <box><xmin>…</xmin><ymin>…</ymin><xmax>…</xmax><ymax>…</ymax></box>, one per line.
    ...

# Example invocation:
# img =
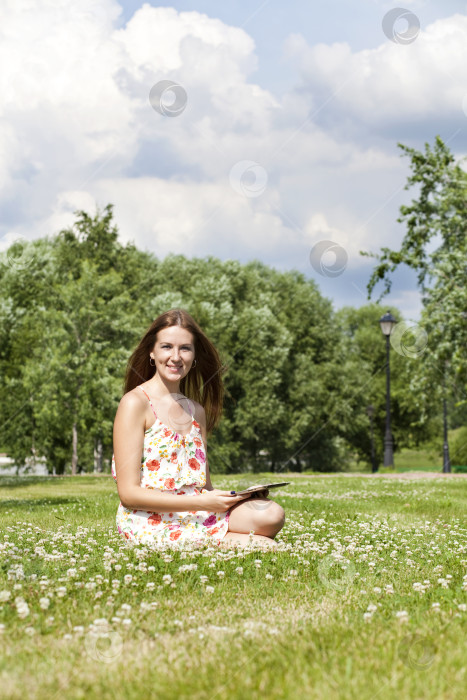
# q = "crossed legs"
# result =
<box><xmin>218</xmin><ymin>496</ymin><xmax>286</xmax><ymax>550</ymax></box>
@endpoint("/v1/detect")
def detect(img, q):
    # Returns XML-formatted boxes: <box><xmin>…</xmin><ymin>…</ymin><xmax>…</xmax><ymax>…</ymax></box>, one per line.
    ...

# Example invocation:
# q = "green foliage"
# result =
<box><xmin>0</xmin><ymin>205</ymin><xmax>443</xmax><ymax>475</ymax></box>
<box><xmin>361</xmin><ymin>135</ymin><xmax>467</xmax><ymax>444</ymax></box>
<box><xmin>451</xmin><ymin>427</ymin><xmax>467</xmax><ymax>468</ymax></box>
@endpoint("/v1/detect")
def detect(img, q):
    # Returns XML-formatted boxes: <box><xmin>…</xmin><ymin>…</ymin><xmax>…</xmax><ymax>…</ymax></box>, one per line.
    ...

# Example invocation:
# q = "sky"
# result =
<box><xmin>1</xmin><ymin>0</ymin><xmax>467</xmax><ymax>320</ymax></box>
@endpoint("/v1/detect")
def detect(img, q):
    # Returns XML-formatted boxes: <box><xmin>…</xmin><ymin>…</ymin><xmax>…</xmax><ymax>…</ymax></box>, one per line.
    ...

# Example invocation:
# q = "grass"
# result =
<box><xmin>349</xmin><ymin>446</ymin><xmax>453</xmax><ymax>474</ymax></box>
<box><xmin>1</xmin><ymin>473</ymin><xmax>467</xmax><ymax>699</ymax></box>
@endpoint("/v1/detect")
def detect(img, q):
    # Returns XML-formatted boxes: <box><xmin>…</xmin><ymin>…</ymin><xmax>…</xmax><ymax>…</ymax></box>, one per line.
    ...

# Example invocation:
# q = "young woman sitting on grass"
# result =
<box><xmin>111</xmin><ymin>308</ymin><xmax>285</xmax><ymax>550</ymax></box>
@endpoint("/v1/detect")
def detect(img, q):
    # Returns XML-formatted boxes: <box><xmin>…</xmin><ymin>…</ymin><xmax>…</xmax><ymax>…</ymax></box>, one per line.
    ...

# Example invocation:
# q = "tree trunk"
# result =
<box><xmin>71</xmin><ymin>423</ymin><xmax>78</xmax><ymax>475</ymax></box>
<box><xmin>94</xmin><ymin>437</ymin><xmax>103</xmax><ymax>473</ymax></box>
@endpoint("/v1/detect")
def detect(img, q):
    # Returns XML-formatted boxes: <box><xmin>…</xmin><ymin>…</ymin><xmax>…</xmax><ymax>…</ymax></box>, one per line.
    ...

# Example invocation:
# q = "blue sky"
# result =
<box><xmin>1</xmin><ymin>0</ymin><xmax>467</xmax><ymax>320</ymax></box>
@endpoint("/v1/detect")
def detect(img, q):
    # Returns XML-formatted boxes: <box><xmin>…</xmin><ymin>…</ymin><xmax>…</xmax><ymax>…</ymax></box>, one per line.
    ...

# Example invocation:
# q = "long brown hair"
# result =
<box><xmin>124</xmin><ymin>309</ymin><xmax>225</xmax><ymax>433</ymax></box>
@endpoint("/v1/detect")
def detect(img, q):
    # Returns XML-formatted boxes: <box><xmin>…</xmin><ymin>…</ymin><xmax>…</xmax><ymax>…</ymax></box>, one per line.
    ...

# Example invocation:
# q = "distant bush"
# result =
<box><xmin>451</xmin><ymin>427</ymin><xmax>467</xmax><ymax>470</ymax></box>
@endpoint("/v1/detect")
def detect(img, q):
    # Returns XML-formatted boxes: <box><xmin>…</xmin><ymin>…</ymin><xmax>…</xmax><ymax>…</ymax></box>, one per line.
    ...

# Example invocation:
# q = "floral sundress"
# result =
<box><xmin>111</xmin><ymin>385</ymin><xmax>230</xmax><ymax>547</ymax></box>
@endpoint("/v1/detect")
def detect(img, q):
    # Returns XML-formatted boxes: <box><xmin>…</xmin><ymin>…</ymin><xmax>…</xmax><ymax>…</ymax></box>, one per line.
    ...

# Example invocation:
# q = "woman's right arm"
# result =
<box><xmin>113</xmin><ymin>392</ymin><xmax>246</xmax><ymax>513</ymax></box>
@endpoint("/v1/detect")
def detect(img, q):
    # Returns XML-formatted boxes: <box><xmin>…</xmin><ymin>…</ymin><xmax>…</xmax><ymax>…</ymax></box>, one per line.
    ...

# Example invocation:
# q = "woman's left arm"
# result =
<box><xmin>197</xmin><ymin>404</ymin><xmax>214</xmax><ymax>491</ymax></box>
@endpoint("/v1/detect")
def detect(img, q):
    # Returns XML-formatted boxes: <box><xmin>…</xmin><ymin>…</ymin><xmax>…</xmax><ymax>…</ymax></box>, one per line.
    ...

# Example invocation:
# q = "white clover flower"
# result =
<box><xmin>92</xmin><ymin>618</ymin><xmax>109</xmax><ymax>629</ymax></box>
<box><xmin>235</xmin><ymin>567</ymin><xmax>243</xmax><ymax>575</ymax></box>
<box><xmin>363</xmin><ymin>612</ymin><xmax>373</xmax><ymax>622</ymax></box>
<box><xmin>367</xmin><ymin>604</ymin><xmax>377</xmax><ymax>613</ymax></box>
<box><xmin>0</xmin><ymin>591</ymin><xmax>11</xmax><ymax>602</ymax></box>
<box><xmin>265</xmin><ymin>573</ymin><xmax>273</xmax><ymax>580</ymax></box>
<box><xmin>15</xmin><ymin>598</ymin><xmax>30</xmax><ymax>619</ymax></box>
<box><xmin>24</xmin><ymin>626</ymin><xmax>35</xmax><ymax>636</ymax></box>
<box><xmin>199</xmin><ymin>575</ymin><xmax>209</xmax><ymax>583</ymax></box>
<box><xmin>373</xmin><ymin>587</ymin><xmax>381</xmax><ymax>594</ymax></box>
<box><xmin>123</xmin><ymin>575</ymin><xmax>132</xmax><ymax>584</ymax></box>
<box><xmin>289</xmin><ymin>570</ymin><xmax>298</xmax><ymax>576</ymax></box>
<box><xmin>39</xmin><ymin>597</ymin><xmax>50</xmax><ymax>610</ymax></box>
<box><xmin>458</xmin><ymin>604</ymin><xmax>467</xmax><ymax>612</ymax></box>
<box><xmin>205</xmin><ymin>585</ymin><xmax>215</xmax><ymax>594</ymax></box>
<box><xmin>146</xmin><ymin>582</ymin><xmax>155</xmax><ymax>589</ymax></box>
<box><xmin>395</xmin><ymin>611</ymin><xmax>409</xmax><ymax>621</ymax></box>
<box><xmin>217</xmin><ymin>571</ymin><xmax>225</xmax><ymax>578</ymax></box>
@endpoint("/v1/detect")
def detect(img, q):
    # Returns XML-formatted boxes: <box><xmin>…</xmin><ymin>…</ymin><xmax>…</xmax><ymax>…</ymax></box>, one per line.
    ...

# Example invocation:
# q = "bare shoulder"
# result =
<box><xmin>116</xmin><ymin>388</ymin><xmax>146</xmax><ymax>420</ymax></box>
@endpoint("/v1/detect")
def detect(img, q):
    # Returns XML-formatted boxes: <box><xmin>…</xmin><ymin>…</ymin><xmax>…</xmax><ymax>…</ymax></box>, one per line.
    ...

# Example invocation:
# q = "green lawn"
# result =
<box><xmin>1</xmin><ymin>474</ymin><xmax>466</xmax><ymax>699</ymax></box>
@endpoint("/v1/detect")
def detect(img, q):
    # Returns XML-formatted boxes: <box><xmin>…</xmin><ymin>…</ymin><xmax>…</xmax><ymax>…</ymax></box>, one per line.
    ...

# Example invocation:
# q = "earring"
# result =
<box><xmin>192</xmin><ymin>360</ymin><xmax>197</xmax><ymax>368</ymax></box>
<box><xmin>149</xmin><ymin>357</ymin><xmax>155</xmax><ymax>366</ymax></box>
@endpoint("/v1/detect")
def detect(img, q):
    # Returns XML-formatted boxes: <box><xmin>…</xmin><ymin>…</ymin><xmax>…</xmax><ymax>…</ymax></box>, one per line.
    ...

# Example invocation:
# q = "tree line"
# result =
<box><xmin>1</xmin><ymin>137</ymin><xmax>465</xmax><ymax>474</ymax></box>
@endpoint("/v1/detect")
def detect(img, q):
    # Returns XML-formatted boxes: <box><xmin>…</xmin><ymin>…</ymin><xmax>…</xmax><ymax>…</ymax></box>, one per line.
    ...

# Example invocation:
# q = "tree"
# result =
<box><xmin>335</xmin><ymin>304</ymin><xmax>440</xmax><ymax>469</ymax></box>
<box><xmin>0</xmin><ymin>207</ymin><xmax>148</xmax><ymax>473</ymax></box>
<box><xmin>362</xmin><ymin>136</ymin><xmax>467</xmax><ymax>442</ymax></box>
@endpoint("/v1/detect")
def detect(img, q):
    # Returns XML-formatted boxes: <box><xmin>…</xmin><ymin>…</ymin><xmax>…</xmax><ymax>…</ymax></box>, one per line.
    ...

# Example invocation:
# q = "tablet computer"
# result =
<box><xmin>234</xmin><ymin>482</ymin><xmax>290</xmax><ymax>496</ymax></box>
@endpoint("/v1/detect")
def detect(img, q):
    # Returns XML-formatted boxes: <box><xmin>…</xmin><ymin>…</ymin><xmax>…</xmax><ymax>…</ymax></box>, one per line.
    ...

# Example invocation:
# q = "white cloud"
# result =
<box><xmin>0</xmin><ymin>1</ymin><xmax>461</xmax><ymax>317</ymax></box>
<box><xmin>283</xmin><ymin>14</ymin><xmax>467</xmax><ymax>131</ymax></box>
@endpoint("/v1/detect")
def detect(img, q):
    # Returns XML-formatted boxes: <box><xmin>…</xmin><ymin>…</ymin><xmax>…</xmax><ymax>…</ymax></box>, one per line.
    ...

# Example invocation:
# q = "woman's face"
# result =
<box><xmin>150</xmin><ymin>326</ymin><xmax>195</xmax><ymax>380</ymax></box>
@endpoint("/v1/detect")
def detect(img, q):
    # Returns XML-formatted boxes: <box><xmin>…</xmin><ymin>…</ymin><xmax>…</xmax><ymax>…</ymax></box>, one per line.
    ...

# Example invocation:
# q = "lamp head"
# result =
<box><xmin>379</xmin><ymin>310</ymin><xmax>397</xmax><ymax>337</ymax></box>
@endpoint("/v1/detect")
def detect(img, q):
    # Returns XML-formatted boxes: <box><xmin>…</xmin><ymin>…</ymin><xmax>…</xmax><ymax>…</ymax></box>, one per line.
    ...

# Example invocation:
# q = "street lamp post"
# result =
<box><xmin>379</xmin><ymin>311</ymin><xmax>397</xmax><ymax>468</ymax></box>
<box><xmin>366</xmin><ymin>404</ymin><xmax>377</xmax><ymax>473</ymax></box>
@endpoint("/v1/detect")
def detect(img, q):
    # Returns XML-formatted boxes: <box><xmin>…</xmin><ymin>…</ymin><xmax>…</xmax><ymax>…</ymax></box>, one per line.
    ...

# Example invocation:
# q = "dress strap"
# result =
<box><xmin>138</xmin><ymin>386</ymin><xmax>195</xmax><ymax>420</ymax></box>
<box><xmin>138</xmin><ymin>386</ymin><xmax>158</xmax><ymax>418</ymax></box>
